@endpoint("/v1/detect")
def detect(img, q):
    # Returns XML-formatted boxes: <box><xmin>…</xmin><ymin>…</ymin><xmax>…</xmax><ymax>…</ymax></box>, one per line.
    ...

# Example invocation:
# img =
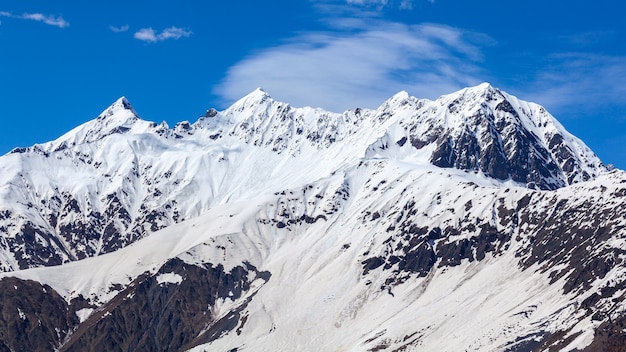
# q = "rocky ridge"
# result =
<box><xmin>0</xmin><ymin>83</ymin><xmax>604</xmax><ymax>272</ymax></box>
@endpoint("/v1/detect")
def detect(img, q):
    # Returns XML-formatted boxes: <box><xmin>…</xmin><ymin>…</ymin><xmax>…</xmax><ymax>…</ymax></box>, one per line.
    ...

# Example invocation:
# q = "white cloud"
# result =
<box><xmin>21</xmin><ymin>13</ymin><xmax>69</xmax><ymax>28</ymax></box>
<box><xmin>159</xmin><ymin>27</ymin><xmax>192</xmax><ymax>41</ymax></box>
<box><xmin>215</xmin><ymin>2</ymin><xmax>623</xmax><ymax>120</ymax></box>
<box><xmin>134</xmin><ymin>28</ymin><xmax>158</xmax><ymax>42</ymax></box>
<box><xmin>109</xmin><ymin>24</ymin><xmax>129</xmax><ymax>33</ymax></box>
<box><xmin>214</xmin><ymin>22</ymin><xmax>489</xmax><ymax>112</ymax></box>
<box><xmin>133</xmin><ymin>26</ymin><xmax>192</xmax><ymax>42</ymax></box>
<box><xmin>0</xmin><ymin>11</ymin><xmax>69</xmax><ymax>28</ymax></box>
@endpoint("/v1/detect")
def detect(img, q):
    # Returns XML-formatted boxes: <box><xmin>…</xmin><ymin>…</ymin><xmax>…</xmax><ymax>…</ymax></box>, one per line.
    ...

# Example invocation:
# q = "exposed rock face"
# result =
<box><xmin>406</xmin><ymin>84</ymin><xmax>599</xmax><ymax>190</ymax></box>
<box><xmin>0</xmin><ymin>277</ymin><xmax>78</xmax><ymax>352</ymax></box>
<box><xmin>0</xmin><ymin>259</ymin><xmax>269</xmax><ymax>352</ymax></box>
<box><xmin>60</xmin><ymin>259</ymin><xmax>269</xmax><ymax>352</ymax></box>
<box><xmin>5</xmin><ymin>164</ymin><xmax>626</xmax><ymax>351</ymax></box>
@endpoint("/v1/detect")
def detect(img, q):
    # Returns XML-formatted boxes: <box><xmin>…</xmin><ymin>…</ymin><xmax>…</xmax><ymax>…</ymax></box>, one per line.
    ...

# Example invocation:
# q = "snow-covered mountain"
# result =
<box><xmin>0</xmin><ymin>83</ymin><xmax>624</xmax><ymax>351</ymax></box>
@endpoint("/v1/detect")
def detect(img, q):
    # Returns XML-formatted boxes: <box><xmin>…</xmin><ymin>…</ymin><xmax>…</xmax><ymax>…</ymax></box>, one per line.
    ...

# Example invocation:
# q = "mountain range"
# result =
<box><xmin>0</xmin><ymin>83</ymin><xmax>624</xmax><ymax>351</ymax></box>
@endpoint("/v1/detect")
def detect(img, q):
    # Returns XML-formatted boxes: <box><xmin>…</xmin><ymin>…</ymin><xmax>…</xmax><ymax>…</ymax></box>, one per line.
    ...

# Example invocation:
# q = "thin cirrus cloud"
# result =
<box><xmin>133</xmin><ymin>26</ymin><xmax>192</xmax><ymax>43</ymax></box>
<box><xmin>0</xmin><ymin>11</ymin><xmax>69</xmax><ymax>28</ymax></box>
<box><xmin>344</xmin><ymin>0</ymin><xmax>433</xmax><ymax>10</ymax></box>
<box><xmin>215</xmin><ymin>1</ymin><xmax>624</xmax><ymax>117</ymax></box>
<box><xmin>214</xmin><ymin>21</ymin><xmax>489</xmax><ymax>112</ymax></box>
<box><xmin>214</xmin><ymin>16</ymin><xmax>626</xmax><ymax>119</ymax></box>
<box><xmin>520</xmin><ymin>53</ymin><xmax>626</xmax><ymax>116</ymax></box>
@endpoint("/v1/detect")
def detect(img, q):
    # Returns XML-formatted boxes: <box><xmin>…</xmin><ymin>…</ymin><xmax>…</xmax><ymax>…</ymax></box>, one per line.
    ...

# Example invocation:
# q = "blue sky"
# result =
<box><xmin>1</xmin><ymin>0</ymin><xmax>625</xmax><ymax>168</ymax></box>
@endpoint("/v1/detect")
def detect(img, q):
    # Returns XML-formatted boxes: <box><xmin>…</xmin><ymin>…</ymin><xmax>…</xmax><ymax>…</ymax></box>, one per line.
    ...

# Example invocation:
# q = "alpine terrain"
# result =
<box><xmin>1</xmin><ymin>83</ymin><xmax>625</xmax><ymax>351</ymax></box>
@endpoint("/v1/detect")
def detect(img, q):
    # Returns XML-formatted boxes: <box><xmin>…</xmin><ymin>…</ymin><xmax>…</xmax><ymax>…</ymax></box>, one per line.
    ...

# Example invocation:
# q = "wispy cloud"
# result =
<box><xmin>214</xmin><ymin>21</ymin><xmax>490</xmax><ymax>111</ymax></box>
<box><xmin>342</xmin><ymin>0</ymin><xmax>433</xmax><ymax>10</ymax></box>
<box><xmin>557</xmin><ymin>30</ymin><xmax>615</xmax><ymax>47</ymax></box>
<box><xmin>518</xmin><ymin>53</ymin><xmax>626</xmax><ymax>116</ymax></box>
<box><xmin>346</xmin><ymin>0</ymin><xmax>388</xmax><ymax>6</ymax></box>
<box><xmin>216</xmin><ymin>0</ymin><xmax>623</xmax><ymax>123</ymax></box>
<box><xmin>0</xmin><ymin>11</ymin><xmax>69</xmax><ymax>28</ymax></box>
<box><xmin>109</xmin><ymin>24</ymin><xmax>129</xmax><ymax>33</ymax></box>
<box><xmin>400</xmin><ymin>0</ymin><xmax>414</xmax><ymax>10</ymax></box>
<box><xmin>346</xmin><ymin>0</ymin><xmax>415</xmax><ymax>9</ymax></box>
<box><xmin>312</xmin><ymin>0</ymin><xmax>432</xmax><ymax>17</ymax></box>
<box><xmin>159</xmin><ymin>27</ymin><xmax>192</xmax><ymax>41</ymax></box>
<box><xmin>133</xmin><ymin>26</ymin><xmax>192</xmax><ymax>43</ymax></box>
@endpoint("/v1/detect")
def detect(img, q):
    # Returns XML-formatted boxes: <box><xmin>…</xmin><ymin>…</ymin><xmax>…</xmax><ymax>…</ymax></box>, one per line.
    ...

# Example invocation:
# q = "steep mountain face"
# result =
<box><xmin>367</xmin><ymin>83</ymin><xmax>603</xmax><ymax>189</ymax></box>
<box><xmin>0</xmin><ymin>84</ymin><xmax>604</xmax><ymax>272</ymax></box>
<box><xmin>0</xmin><ymin>83</ymin><xmax>621</xmax><ymax>351</ymax></box>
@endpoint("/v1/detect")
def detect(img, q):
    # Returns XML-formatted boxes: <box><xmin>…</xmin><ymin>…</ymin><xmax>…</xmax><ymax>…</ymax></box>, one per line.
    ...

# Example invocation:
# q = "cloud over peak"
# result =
<box><xmin>134</xmin><ymin>26</ymin><xmax>192</xmax><ymax>42</ymax></box>
<box><xmin>214</xmin><ymin>22</ymin><xmax>489</xmax><ymax>112</ymax></box>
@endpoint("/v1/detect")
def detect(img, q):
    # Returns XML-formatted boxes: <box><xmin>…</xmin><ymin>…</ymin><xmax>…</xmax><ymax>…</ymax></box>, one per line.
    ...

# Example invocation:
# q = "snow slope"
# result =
<box><xmin>4</xmin><ymin>159</ymin><xmax>626</xmax><ymax>351</ymax></box>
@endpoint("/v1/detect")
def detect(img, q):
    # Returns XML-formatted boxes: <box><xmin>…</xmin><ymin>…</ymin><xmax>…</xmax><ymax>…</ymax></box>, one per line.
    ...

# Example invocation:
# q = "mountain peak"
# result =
<box><xmin>387</xmin><ymin>90</ymin><xmax>411</xmax><ymax>103</ymax></box>
<box><xmin>241</xmin><ymin>87</ymin><xmax>273</xmax><ymax>104</ymax></box>
<box><xmin>217</xmin><ymin>88</ymin><xmax>277</xmax><ymax>117</ymax></box>
<box><xmin>442</xmin><ymin>82</ymin><xmax>502</xmax><ymax>103</ymax></box>
<box><xmin>252</xmin><ymin>87</ymin><xmax>268</xmax><ymax>95</ymax></box>
<box><xmin>473</xmin><ymin>81</ymin><xmax>496</xmax><ymax>91</ymax></box>
<box><xmin>36</xmin><ymin>96</ymin><xmax>156</xmax><ymax>150</ymax></box>
<box><xmin>98</xmin><ymin>96</ymin><xmax>138</xmax><ymax>120</ymax></box>
<box><xmin>465</xmin><ymin>82</ymin><xmax>498</xmax><ymax>93</ymax></box>
<box><xmin>115</xmin><ymin>96</ymin><xmax>132</xmax><ymax>108</ymax></box>
<box><xmin>407</xmin><ymin>84</ymin><xmax>606</xmax><ymax>189</ymax></box>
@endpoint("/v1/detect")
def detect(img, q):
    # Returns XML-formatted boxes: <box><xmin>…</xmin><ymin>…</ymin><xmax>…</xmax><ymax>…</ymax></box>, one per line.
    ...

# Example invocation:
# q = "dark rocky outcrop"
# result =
<box><xmin>0</xmin><ymin>260</ymin><xmax>270</xmax><ymax>352</ymax></box>
<box><xmin>428</xmin><ymin>108</ymin><xmax>565</xmax><ymax>190</ymax></box>
<box><xmin>0</xmin><ymin>277</ymin><xmax>78</xmax><ymax>352</ymax></box>
<box><xmin>60</xmin><ymin>259</ymin><xmax>270</xmax><ymax>352</ymax></box>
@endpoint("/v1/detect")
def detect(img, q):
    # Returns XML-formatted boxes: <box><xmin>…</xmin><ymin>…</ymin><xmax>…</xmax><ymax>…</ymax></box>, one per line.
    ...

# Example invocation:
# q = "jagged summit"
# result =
<box><xmin>455</xmin><ymin>81</ymin><xmax>497</xmax><ymax>94</ymax></box>
<box><xmin>6</xmin><ymin>84</ymin><xmax>606</xmax><ymax>191</ymax></box>
<box><xmin>24</xmin><ymin>97</ymin><xmax>163</xmax><ymax>154</ymax></box>
<box><xmin>109</xmin><ymin>96</ymin><xmax>134</xmax><ymax>112</ymax></box>
<box><xmin>405</xmin><ymin>83</ymin><xmax>605</xmax><ymax>189</ymax></box>
<box><xmin>251</xmin><ymin>86</ymin><xmax>268</xmax><ymax>95</ymax></box>
<box><xmin>96</xmin><ymin>96</ymin><xmax>138</xmax><ymax>121</ymax></box>
<box><xmin>360</xmin><ymin>83</ymin><xmax>605</xmax><ymax>189</ymax></box>
<box><xmin>199</xmin><ymin>84</ymin><xmax>605</xmax><ymax>190</ymax></box>
<box><xmin>230</xmin><ymin>87</ymin><xmax>274</xmax><ymax>109</ymax></box>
